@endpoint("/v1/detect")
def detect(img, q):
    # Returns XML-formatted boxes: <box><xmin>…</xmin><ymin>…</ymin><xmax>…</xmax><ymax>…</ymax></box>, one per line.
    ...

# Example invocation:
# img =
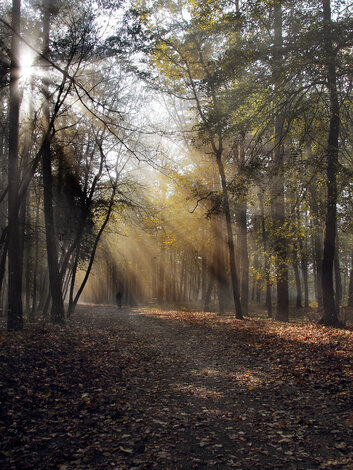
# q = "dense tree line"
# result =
<box><xmin>1</xmin><ymin>0</ymin><xmax>353</xmax><ymax>330</ymax></box>
<box><xmin>97</xmin><ymin>0</ymin><xmax>352</xmax><ymax>326</ymax></box>
<box><xmin>1</xmin><ymin>0</ymin><xmax>144</xmax><ymax>330</ymax></box>
<box><xmin>142</xmin><ymin>0</ymin><xmax>353</xmax><ymax>327</ymax></box>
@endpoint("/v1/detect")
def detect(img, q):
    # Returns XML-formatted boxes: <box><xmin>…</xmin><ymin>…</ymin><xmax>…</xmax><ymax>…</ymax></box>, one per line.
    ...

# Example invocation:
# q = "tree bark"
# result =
<box><xmin>213</xmin><ymin>219</ymin><xmax>227</xmax><ymax>314</ymax></box>
<box><xmin>41</xmin><ymin>5</ymin><xmax>65</xmax><ymax>323</ymax></box>
<box><xmin>69</xmin><ymin>180</ymin><xmax>117</xmax><ymax>314</ymax></box>
<box><xmin>293</xmin><ymin>255</ymin><xmax>302</xmax><ymax>308</ymax></box>
<box><xmin>7</xmin><ymin>0</ymin><xmax>23</xmax><ymax>331</ymax></box>
<box><xmin>320</xmin><ymin>0</ymin><xmax>340</xmax><ymax>326</ymax></box>
<box><xmin>0</xmin><ymin>228</ymin><xmax>9</xmax><ymax>307</ymax></box>
<box><xmin>347</xmin><ymin>251</ymin><xmax>353</xmax><ymax>308</ymax></box>
<box><xmin>67</xmin><ymin>244</ymin><xmax>80</xmax><ymax>316</ymax></box>
<box><xmin>158</xmin><ymin>247</ymin><xmax>165</xmax><ymax>303</ymax></box>
<box><xmin>309</xmin><ymin>184</ymin><xmax>324</xmax><ymax>308</ymax></box>
<box><xmin>237</xmin><ymin>199</ymin><xmax>249</xmax><ymax>315</ymax></box>
<box><xmin>204</xmin><ymin>275</ymin><xmax>214</xmax><ymax>312</ymax></box>
<box><xmin>259</xmin><ymin>193</ymin><xmax>272</xmax><ymax>317</ymax></box>
<box><xmin>271</xmin><ymin>0</ymin><xmax>288</xmax><ymax>322</ymax></box>
<box><xmin>216</xmin><ymin>152</ymin><xmax>243</xmax><ymax>319</ymax></box>
<box><xmin>334</xmin><ymin>245</ymin><xmax>342</xmax><ymax>313</ymax></box>
<box><xmin>29</xmin><ymin>194</ymin><xmax>41</xmax><ymax>321</ymax></box>
<box><xmin>299</xmin><ymin>235</ymin><xmax>309</xmax><ymax>308</ymax></box>
<box><xmin>201</xmin><ymin>253</ymin><xmax>207</xmax><ymax>304</ymax></box>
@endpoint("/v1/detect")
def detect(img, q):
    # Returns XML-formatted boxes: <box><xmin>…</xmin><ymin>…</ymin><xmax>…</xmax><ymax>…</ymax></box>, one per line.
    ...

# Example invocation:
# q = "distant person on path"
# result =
<box><xmin>116</xmin><ymin>291</ymin><xmax>122</xmax><ymax>309</ymax></box>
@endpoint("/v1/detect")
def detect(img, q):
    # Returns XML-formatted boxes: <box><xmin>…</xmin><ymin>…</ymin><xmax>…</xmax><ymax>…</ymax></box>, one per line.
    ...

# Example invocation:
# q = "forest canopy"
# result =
<box><xmin>1</xmin><ymin>0</ymin><xmax>353</xmax><ymax>330</ymax></box>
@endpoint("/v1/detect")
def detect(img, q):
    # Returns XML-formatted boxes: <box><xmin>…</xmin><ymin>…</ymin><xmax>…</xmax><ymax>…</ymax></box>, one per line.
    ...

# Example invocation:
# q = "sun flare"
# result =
<box><xmin>19</xmin><ymin>46</ymin><xmax>35</xmax><ymax>82</ymax></box>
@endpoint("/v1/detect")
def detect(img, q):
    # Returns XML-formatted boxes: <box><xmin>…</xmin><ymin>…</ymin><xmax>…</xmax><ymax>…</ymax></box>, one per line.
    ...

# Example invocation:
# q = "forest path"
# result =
<box><xmin>1</xmin><ymin>305</ymin><xmax>353</xmax><ymax>469</ymax></box>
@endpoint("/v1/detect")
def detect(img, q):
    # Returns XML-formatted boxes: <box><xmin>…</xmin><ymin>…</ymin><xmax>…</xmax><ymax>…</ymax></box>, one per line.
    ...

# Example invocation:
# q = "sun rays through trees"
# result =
<box><xmin>0</xmin><ymin>0</ymin><xmax>353</xmax><ymax>327</ymax></box>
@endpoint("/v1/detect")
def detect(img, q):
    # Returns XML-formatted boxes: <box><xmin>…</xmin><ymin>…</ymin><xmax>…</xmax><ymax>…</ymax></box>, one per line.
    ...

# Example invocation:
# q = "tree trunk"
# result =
<box><xmin>271</xmin><ymin>0</ymin><xmax>288</xmax><ymax>322</ymax></box>
<box><xmin>201</xmin><ymin>253</ymin><xmax>207</xmax><ymax>304</ymax></box>
<box><xmin>310</xmin><ymin>197</ymin><xmax>324</xmax><ymax>309</ymax></box>
<box><xmin>68</xmin><ymin>245</ymin><xmax>80</xmax><ymax>316</ymax></box>
<box><xmin>216</xmin><ymin>152</ymin><xmax>243</xmax><ymax>319</ymax></box>
<box><xmin>237</xmin><ymin>199</ymin><xmax>249</xmax><ymax>315</ymax></box>
<box><xmin>213</xmin><ymin>220</ymin><xmax>226</xmax><ymax>314</ymax></box>
<box><xmin>0</xmin><ymin>229</ymin><xmax>9</xmax><ymax>308</ymax></box>
<box><xmin>29</xmin><ymin>194</ymin><xmax>41</xmax><ymax>321</ymax></box>
<box><xmin>7</xmin><ymin>0</ymin><xmax>23</xmax><ymax>331</ymax></box>
<box><xmin>171</xmin><ymin>250</ymin><xmax>177</xmax><ymax>302</ymax></box>
<box><xmin>179</xmin><ymin>253</ymin><xmax>186</xmax><ymax>301</ymax></box>
<box><xmin>70</xmin><ymin>180</ymin><xmax>117</xmax><ymax>314</ymax></box>
<box><xmin>158</xmin><ymin>247</ymin><xmax>165</xmax><ymax>303</ymax></box>
<box><xmin>41</xmin><ymin>5</ymin><xmax>65</xmax><ymax>324</ymax></box>
<box><xmin>253</xmin><ymin>254</ymin><xmax>262</xmax><ymax>304</ymax></box>
<box><xmin>347</xmin><ymin>251</ymin><xmax>353</xmax><ymax>308</ymax></box>
<box><xmin>313</xmin><ymin>235</ymin><xmax>323</xmax><ymax>308</ymax></box>
<box><xmin>334</xmin><ymin>245</ymin><xmax>342</xmax><ymax>313</ymax></box>
<box><xmin>170</xmin><ymin>249</ymin><xmax>176</xmax><ymax>302</ymax></box>
<box><xmin>259</xmin><ymin>193</ymin><xmax>272</xmax><ymax>317</ymax></box>
<box><xmin>293</xmin><ymin>255</ymin><xmax>302</xmax><ymax>308</ymax></box>
<box><xmin>204</xmin><ymin>275</ymin><xmax>214</xmax><ymax>312</ymax></box>
<box><xmin>299</xmin><ymin>236</ymin><xmax>309</xmax><ymax>308</ymax></box>
<box><xmin>23</xmin><ymin>199</ymin><xmax>31</xmax><ymax>315</ymax></box>
<box><xmin>320</xmin><ymin>0</ymin><xmax>340</xmax><ymax>326</ymax></box>
<box><xmin>151</xmin><ymin>255</ymin><xmax>157</xmax><ymax>299</ymax></box>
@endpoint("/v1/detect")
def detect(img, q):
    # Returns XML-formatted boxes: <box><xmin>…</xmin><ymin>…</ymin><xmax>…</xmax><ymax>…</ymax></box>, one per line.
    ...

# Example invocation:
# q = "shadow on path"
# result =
<box><xmin>0</xmin><ymin>304</ymin><xmax>352</xmax><ymax>469</ymax></box>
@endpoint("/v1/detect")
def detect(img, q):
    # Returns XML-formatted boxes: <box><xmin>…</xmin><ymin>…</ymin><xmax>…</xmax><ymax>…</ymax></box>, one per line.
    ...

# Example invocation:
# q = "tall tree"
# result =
<box><xmin>7</xmin><ymin>0</ymin><xmax>23</xmax><ymax>331</ymax></box>
<box><xmin>41</xmin><ymin>0</ymin><xmax>65</xmax><ymax>323</ymax></box>
<box><xmin>320</xmin><ymin>0</ymin><xmax>340</xmax><ymax>326</ymax></box>
<box><xmin>270</xmin><ymin>0</ymin><xmax>288</xmax><ymax>322</ymax></box>
<box><xmin>150</xmin><ymin>12</ymin><xmax>243</xmax><ymax>318</ymax></box>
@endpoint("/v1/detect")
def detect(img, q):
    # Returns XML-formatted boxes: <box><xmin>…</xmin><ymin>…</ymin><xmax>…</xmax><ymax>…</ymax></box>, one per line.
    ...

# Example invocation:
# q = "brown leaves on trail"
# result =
<box><xmin>1</xmin><ymin>306</ymin><xmax>353</xmax><ymax>469</ymax></box>
<box><xmin>144</xmin><ymin>308</ymin><xmax>353</xmax><ymax>388</ymax></box>
<box><xmin>0</xmin><ymin>323</ymin><xmax>130</xmax><ymax>469</ymax></box>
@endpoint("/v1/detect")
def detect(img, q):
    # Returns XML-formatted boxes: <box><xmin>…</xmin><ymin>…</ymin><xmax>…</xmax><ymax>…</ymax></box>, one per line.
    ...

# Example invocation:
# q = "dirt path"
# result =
<box><xmin>1</xmin><ymin>305</ymin><xmax>353</xmax><ymax>469</ymax></box>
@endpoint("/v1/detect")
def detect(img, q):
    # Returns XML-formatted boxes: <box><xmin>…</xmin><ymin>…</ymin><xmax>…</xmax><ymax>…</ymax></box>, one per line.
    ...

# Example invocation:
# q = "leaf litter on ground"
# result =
<box><xmin>0</xmin><ymin>305</ymin><xmax>352</xmax><ymax>469</ymax></box>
